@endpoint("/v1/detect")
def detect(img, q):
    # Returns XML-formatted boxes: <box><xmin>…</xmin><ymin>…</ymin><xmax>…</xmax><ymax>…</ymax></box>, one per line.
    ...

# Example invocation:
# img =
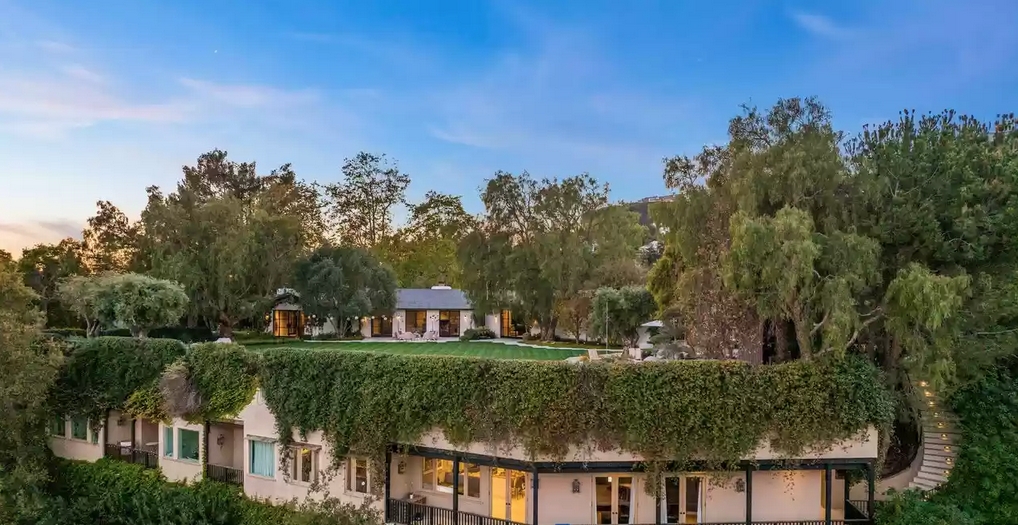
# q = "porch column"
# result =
<box><xmin>202</xmin><ymin>420</ymin><xmax>210</xmax><ymax>480</ymax></box>
<box><xmin>824</xmin><ymin>464</ymin><xmax>832</xmax><ymax>525</ymax></box>
<box><xmin>452</xmin><ymin>457</ymin><xmax>460</xmax><ymax>525</ymax></box>
<box><xmin>130</xmin><ymin>418</ymin><xmax>137</xmax><ymax>447</ymax></box>
<box><xmin>843</xmin><ymin>468</ymin><xmax>851</xmax><ymax>514</ymax></box>
<box><xmin>531</xmin><ymin>469</ymin><xmax>539</xmax><ymax>525</ymax></box>
<box><xmin>384</xmin><ymin>451</ymin><xmax>392</xmax><ymax>523</ymax></box>
<box><xmin>745</xmin><ymin>467</ymin><xmax>753</xmax><ymax>525</ymax></box>
<box><xmin>654</xmin><ymin>483</ymin><xmax>661</xmax><ymax>525</ymax></box>
<box><xmin>867</xmin><ymin>463</ymin><xmax>876</xmax><ymax>522</ymax></box>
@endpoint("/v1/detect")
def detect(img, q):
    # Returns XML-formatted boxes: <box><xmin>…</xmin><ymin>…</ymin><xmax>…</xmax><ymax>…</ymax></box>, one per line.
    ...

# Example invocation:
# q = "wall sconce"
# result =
<box><xmin>216</xmin><ymin>434</ymin><xmax>225</xmax><ymax>448</ymax></box>
<box><xmin>734</xmin><ymin>478</ymin><xmax>745</xmax><ymax>493</ymax></box>
<box><xmin>398</xmin><ymin>460</ymin><xmax>406</xmax><ymax>474</ymax></box>
<box><xmin>572</xmin><ymin>479</ymin><xmax>581</xmax><ymax>493</ymax></box>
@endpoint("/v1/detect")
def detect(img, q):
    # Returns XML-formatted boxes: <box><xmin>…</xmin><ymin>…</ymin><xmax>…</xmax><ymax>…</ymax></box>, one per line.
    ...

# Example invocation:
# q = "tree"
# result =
<box><xmin>80</xmin><ymin>200</ymin><xmax>139</xmax><ymax>274</ymax></box>
<box><xmin>379</xmin><ymin>191</ymin><xmax>476</xmax><ymax>287</ymax></box>
<box><xmin>0</xmin><ymin>249</ymin><xmax>12</xmax><ymax>269</ymax></box>
<box><xmin>459</xmin><ymin>172</ymin><xmax>645</xmax><ymax>339</ymax></box>
<box><xmin>0</xmin><ymin>264</ymin><xmax>62</xmax><ymax>523</ymax></box>
<box><xmin>16</xmin><ymin>239</ymin><xmax>86</xmax><ymax>328</ymax></box>
<box><xmin>555</xmin><ymin>292</ymin><xmax>593</xmax><ymax>343</ymax></box>
<box><xmin>589</xmin><ymin>286</ymin><xmax>657</xmax><ymax>348</ymax></box>
<box><xmin>327</xmin><ymin>152</ymin><xmax>410</xmax><ymax>247</ymax></box>
<box><xmin>56</xmin><ymin>275</ymin><xmax>103</xmax><ymax>336</ymax></box>
<box><xmin>90</xmin><ymin>273</ymin><xmax>189</xmax><ymax>337</ymax></box>
<box><xmin>142</xmin><ymin>150</ymin><xmax>319</xmax><ymax>337</ymax></box>
<box><xmin>292</xmin><ymin>245</ymin><xmax>397</xmax><ymax>337</ymax></box>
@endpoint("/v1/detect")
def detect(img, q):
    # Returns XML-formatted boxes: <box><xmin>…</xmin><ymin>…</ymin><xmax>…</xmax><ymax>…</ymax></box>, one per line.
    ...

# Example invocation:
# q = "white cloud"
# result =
<box><xmin>790</xmin><ymin>11</ymin><xmax>852</xmax><ymax>39</ymax></box>
<box><xmin>60</xmin><ymin>64</ymin><xmax>105</xmax><ymax>84</ymax></box>
<box><xmin>178</xmin><ymin>78</ymin><xmax>320</xmax><ymax>109</ymax></box>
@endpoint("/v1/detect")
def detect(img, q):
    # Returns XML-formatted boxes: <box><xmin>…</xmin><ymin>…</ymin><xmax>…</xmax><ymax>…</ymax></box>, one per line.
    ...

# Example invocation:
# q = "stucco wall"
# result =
<box><xmin>485</xmin><ymin>314</ymin><xmax>501</xmax><ymax>337</ymax></box>
<box><xmin>208</xmin><ymin>422</ymin><xmax>243</xmax><ymax>469</ymax></box>
<box><xmin>160</xmin><ymin>420</ymin><xmax>203</xmax><ymax>483</ymax></box>
<box><xmin>106</xmin><ymin>411</ymin><xmax>133</xmax><ymax>444</ymax></box>
<box><xmin>49</xmin><ymin>417</ymin><xmax>103</xmax><ymax>462</ymax></box>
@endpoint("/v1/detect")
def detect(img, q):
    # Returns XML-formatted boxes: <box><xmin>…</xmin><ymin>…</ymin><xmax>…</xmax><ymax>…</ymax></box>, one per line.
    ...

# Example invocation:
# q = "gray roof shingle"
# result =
<box><xmin>396</xmin><ymin>288</ymin><xmax>473</xmax><ymax>310</ymax></box>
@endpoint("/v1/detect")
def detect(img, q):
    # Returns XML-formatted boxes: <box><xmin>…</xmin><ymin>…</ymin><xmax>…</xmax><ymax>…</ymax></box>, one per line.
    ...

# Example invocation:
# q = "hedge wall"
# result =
<box><xmin>259</xmin><ymin>349</ymin><xmax>894</xmax><ymax>467</ymax></box>
<box><xmin>50</xmin><ymin>337</ymin><xmax>186</xmax><ymax>424</ymax></box>
<box><xmin>38</xmin><ymin>459</ymin><xmax>379</xmax><ymax>525</ymax></box>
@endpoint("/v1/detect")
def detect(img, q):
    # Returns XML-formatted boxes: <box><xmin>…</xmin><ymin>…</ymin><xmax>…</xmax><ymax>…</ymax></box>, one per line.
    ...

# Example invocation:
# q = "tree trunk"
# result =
<box><xmin>794</xmin><ymin>316</ymin><xmax>812</xmax><ymax>361</ymax></box>
<box><xmin>218</xmin><ymin>314</ymin><xmax>234</xmax><ymax>339</ymax></box>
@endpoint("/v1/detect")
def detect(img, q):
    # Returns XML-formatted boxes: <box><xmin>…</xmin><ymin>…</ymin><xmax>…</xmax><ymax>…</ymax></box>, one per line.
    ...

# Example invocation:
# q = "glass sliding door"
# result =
<box><xmin>663</xmin><ymin>476</ymin><xmax>704</xmax><ymax>524</ymax></box>
<box><xmin>439</xmin><ymin>310</ymin><xmax>460</xmax><ymax>337</ymax></box>
<box><xmin>595</xmin><ymin>476</ymin><xmax>635</xmax><ymax>524</ymax></box>
<box><xmin>491</xmin><ymin>468</ymin><xmax>527</xmax><ymax>523</ymax></box>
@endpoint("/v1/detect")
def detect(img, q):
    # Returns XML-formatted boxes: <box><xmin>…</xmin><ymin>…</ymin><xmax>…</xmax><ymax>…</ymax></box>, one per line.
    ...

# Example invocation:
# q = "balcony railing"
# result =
<box><xmin>104</xmin><ymin>444</ymin><xmax>158</xmax><ymax>469</ymax></box>
<box><xmin>207</xmin><ymin>463</ymin><xmax>243</xmax><ymax>486</ymax></box>
<box><xmin>386</xmin><ymin>499</ymin><xmax>524</xmax><ymax>525</ymax></box>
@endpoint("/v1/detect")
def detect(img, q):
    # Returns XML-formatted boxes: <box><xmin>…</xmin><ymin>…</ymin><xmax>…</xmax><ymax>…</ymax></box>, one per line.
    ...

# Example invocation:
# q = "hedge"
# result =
<box><xmin>37</xmin><ymin>459</ymin><xmax>380</xmax><ymax>525</ymax></box>
<box><xmin>50</xmin><ymin>337</ymin><xmax>186</xmax><ymax>424</ymax></box>
<box><xmin>258</xmin><ymin>349</ymin><xmax>894</xmax><ymax>469</ymax></box>
<box><xmin>100</xmin><ymin>326</ymin><xmax>218</xmax><ymax>343</ymax></box>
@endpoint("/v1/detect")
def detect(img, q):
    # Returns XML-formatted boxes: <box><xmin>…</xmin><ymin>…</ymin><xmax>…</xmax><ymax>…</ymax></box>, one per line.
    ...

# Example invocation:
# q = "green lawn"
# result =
<box><xmin>247</xmin><ymin>340</ymin><xmax>586</xmax><ymax>360</ymax></box>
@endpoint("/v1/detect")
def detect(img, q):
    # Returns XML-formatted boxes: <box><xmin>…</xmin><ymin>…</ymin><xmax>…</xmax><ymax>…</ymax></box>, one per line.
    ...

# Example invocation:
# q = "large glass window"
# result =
<box><xmin>179</xmin><ymin>429</ymin><xmax>200</xmax><ymax>462</ymax></box>
<box><xmin>71</xmin><ymin>417</ymin><xmax>88</xmax><ymax>440</ymax></box>
<box><xmin>427</xmin><ymin>459</ymin><xmax>480</xmax><ymax>497</ymax></box>
<box><xmin>273</xmin><ymin>309</ymin><xmax>303</xmax><ymax>337</ymax></box>
<box><xmin>250</xmin><ymin>440</ymin><xmax>275</xmax><ymax>477</ymax></box>
<box><xmin>421</xmin><ymin>458</ymin><xmax>435</xmax><ymax>490</ymax></box>
<box><xmin>163</xmin><ymin>426</ymin><xmax>174</xmax><ymax>457</ymax></box>
<box><xmin>405</xmin><ymin>310</ymin><xmax>427</xmax><ymax>334</ymax></box>
<box><xmin>439</xmin><ymin>311</ymin><xmax>461</xmax><ymax>337</ymax></box>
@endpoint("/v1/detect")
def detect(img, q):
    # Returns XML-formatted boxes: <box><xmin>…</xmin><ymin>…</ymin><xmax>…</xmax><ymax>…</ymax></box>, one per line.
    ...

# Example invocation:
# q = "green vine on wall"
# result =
<box><xmin>160</xmin><ymin>343</ymin><xmax>259</xmax><ymax>423</ymax></box>
<box><xmin>258</xmin><ymin>349</ymin><xmax>894</xmax><ymax>472</ymax></box>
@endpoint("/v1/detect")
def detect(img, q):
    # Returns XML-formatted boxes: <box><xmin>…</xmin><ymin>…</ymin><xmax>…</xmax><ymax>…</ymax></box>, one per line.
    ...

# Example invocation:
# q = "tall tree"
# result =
<box><xmin>80</xmin><ymin>200</ymin><xmax>139</xmax><ymax>274</ymax></box>
<box><xmin>380</xmin><ymin>191</ymin><xmax>476</xmax><ymax>287</ymax></box>
<box><xmin>292</xmin><ymin>245</ymin><xmax>397</xmax><ymax>336</ymax></box>
<box><xmin>327</xmin><ymin>152</ymin><xmax>410</xmax><ymax>247</ymax></box>
<box><xmin>16</xmin><ymin>239</ymin><xmax>85</xmax><ymax>327</ymax></box>
<box><xmin>142</xmin><ymin>150</ymin><xmax>319</xmax><ymax>337</ymax></box>
<box><xmin>0</xmin><ymin>264</ymin><xmax>62</xmax><ymax>523</ymax></box>
<box><xmin>0</xmin><ymin>249</ymin><xmax>12</xmax><ymax>269</ymax></box>
<box><xmin>589</xmin><ymin>286</ymin><xmax>657</xmax><ymax>348</ymax></box>
<box><xmin>90</xmin><ymin>273</ymin><xmax>189</xmax><ymax>337</ymax></box>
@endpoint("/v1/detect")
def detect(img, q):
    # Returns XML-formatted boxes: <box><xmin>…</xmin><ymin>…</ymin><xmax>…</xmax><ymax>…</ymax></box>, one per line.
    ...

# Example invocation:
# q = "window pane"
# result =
<box><xmin>71</xmin><ymin>417</ymin><xmax>88</xmax><ymax>440</ymax></box>
<box><xmin>51</xmin><ymin>417</ymin><xmax>65</xmax><ymax>436</ymax></box>
<box><xmin>464</xmin><ymin>462</ymin><xmax>480</xmax><ymax>498</ymax></box>
<box><xmin>163</xmin><ymin>427</ymin><xmax>174</xmax><ymax>457</ymax></box>
<box><xmin>685</xmin><ymin>477</ymin><xmax>702</xmax><ymax>523</ymax></box>
<box><xmin>665</xmin><ymin>477</ymin><xmax>680</xmax><ymax>524</ymax></box>
<box><xmin>179</xmin><ymin>429</ymin><xmax>200</xmax><ymax>461</ymax></box>
<box><xmin>355</xmin><ymin>458</ymin><xmax>368</xmax><ymax>493</ymax></box>
<box><xmin>91</xmin><ymin>427</ymin><xmax>99</xmax><ymax>444</ymax></box>
<box><xmin>301</xmin><ymin>448</ymin><xmax>313</xmax><ymax>483</ymax></box>
<box><xmin>250</xmin><ymin>441</ymin><xmax>275</xmax><ymax>477</ymax></box>
<box><xmin>422</xmin><ymin>458</ymin><xmax>435</xmax><ymax>490</ymax></box>
<box><xmin>436</xmin><ymin>459</ymin><xmax>455</xmax><ymax>493</ymax></box>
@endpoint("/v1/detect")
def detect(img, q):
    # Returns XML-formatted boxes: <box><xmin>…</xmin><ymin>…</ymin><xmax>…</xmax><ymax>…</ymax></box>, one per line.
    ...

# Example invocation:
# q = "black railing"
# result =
<box><xmin>846</xmin><ymin>499</ymin><xmax>869</xmax><ymax>520</ymax></box>
<box><xmin>387</xmin><ymin>499</ymin><xmax>524</xmax><ymax>525</ymax></box>
<box><xmin>207</xmin><ymin>464</ymin><xmax>243</xmax><ymax>486</ymax></box>
<box><xmin>104</xmin><ymin>444</ymin><xmax>158</xmax><ymax>469</ymax></box>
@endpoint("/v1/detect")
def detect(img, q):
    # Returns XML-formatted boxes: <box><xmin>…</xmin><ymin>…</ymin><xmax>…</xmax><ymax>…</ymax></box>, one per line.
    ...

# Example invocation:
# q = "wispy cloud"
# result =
<box><xmin>790</xmin><ymin>11</ymin><xmax>852</xmax><ymax>39</ymax></box>
<box><xmin>179</xmin><ymin>78</ymin><xmax>320</xmax><ymax>109</ymax></box>
<box><xmin>0</xmin><ymin>219</ymin><xmax>83</xmax><ymax>255</ymax></box>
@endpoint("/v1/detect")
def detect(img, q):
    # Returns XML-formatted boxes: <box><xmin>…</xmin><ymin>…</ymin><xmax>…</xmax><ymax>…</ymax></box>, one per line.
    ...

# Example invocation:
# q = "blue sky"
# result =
<box><xmin>1</xmin><ymin>0</ymin><xmax>1016</xmax><ymax>255</ymax></box>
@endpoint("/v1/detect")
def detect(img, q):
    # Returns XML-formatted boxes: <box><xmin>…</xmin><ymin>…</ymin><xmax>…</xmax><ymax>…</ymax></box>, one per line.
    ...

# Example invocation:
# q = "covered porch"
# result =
<box><xmin>103</xmin><ymin>413</ymin><xmax>160</xmax><ymax>469</ymax></box>
<box><xmin>206</xmin><ymin>420</ymin><xmax>244</xmax><ymax>485</ymax></box>
<box><xmin>384</xmin><ymin>446</ymin><xmax>876</xmax><ymax>525</ymax></box>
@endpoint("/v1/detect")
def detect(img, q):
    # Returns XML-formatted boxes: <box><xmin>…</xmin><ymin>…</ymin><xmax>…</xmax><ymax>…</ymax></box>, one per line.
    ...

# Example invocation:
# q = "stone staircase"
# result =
<box><xmin>908</xmin><ymin>380</ymin><xmax>960</xmax><ymax>491</ymax></box>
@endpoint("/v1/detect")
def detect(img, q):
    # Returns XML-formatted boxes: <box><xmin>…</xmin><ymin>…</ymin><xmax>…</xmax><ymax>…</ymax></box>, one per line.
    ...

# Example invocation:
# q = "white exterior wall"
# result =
<box><xmin>49</xmin><ymin>417</ymin><xmax>103</xmax><ymax>462</ymax></box>
<box><xmin>106</xmin><ymin>411</ymin><xmax>134</xmax><ymax>444</ymax></box>
<box><xmin>485</xmin><ymin>313</ymin><xmax>501</xmax><ymax>336</ymax></box>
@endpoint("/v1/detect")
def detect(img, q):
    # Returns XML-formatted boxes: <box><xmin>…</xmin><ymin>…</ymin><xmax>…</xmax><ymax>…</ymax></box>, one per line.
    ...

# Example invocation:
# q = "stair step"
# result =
<box><xmin>909</xmin><ymin>478</ymin><xmax>938</xmax><ymax>491</ymax></box>
<box><xmin>922</xmin><ymin>422</ymin><xmax>958</xmax><ymax>432</ymax></box>
<box><xmin>923</xmin><ymin>457</ymin><xmax>955</xmax><ymax>470</ymax></box>
<box><xmin>924</xmin><ymin>445</ymin><xmax>957</xmax><ymax>458</ymax></box>
<box><xmin>924</xmin><ymin>432</ymin><xmax>959</xmax><ymax>443</ymax></box>
<box><xmin>920</xmin><ymin>465</ymin><xmax>952</xmax><ymax>477</ymax></box>
<box><xmin>916</xmin><ymin>471</ymin><xmax>949</xmax><ymax>484</ymax></box>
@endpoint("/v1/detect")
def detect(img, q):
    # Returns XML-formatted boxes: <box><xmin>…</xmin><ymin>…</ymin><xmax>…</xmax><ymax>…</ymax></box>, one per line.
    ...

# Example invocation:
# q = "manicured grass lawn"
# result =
<box><xmin>247</xmin><ymin>340</ymin><xmax>586</xmax><ymax>360</ymax></box>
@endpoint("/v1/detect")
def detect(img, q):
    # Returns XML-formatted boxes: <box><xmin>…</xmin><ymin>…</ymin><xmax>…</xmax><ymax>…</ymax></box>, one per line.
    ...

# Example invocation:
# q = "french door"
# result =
<box><xmin>663</xmin><ymin>476</ymin><xmax>704</xmax><ymax>524</ymax></box>
<box><xmin>595</xmin><ymin>475</ymin><xmax>634</xmax><ymax>524</ymax></box>
<box><xmin>491</xmin><ymin>468</ymin><xmax>527</xmax><ymax>523</ymax></box>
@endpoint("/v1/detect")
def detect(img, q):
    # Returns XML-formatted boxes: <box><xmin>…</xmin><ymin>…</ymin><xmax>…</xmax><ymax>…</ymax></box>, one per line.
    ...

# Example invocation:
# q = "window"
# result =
<box><xmin>347</xmin><ymin>458</ymin><xmax>369</xmax><ymax>493</ymax></box>
<box><xmin>179</xmin><ymin>429</ymin><xmax>200</xmax><ymax>462</ymax></box>
<box><xmin>163</xmin><ymin>426</ymin><xmax>174</xmax><ymax>457</ymax></box>
<box><xmin>289</xmin><ymin>446</ymin><xmax>318</xmax><ymax>484</ymax></box>
<box><xmin>405</xmin><ymin>310</ymin><xmax>427</xmax><ymax>333</ymax></box>
<box><xmin>50</xmin><ymin>416</ymin><xmax>65</xmax><ymax>437</ymax></box>
<box><xmin>71</xmin><ymin>417</ymin><xmax>88</xmax><ymax>440</ymax></box>
<box><xmin>250</xmin><ymin>440</ymin><xmax>275</xmax><ymax>477</ymax></box>
<box><xmin>439</xmin><ymin>310</ymin><xmax>460</xmax><ymax>337</ymax></box>
<box><xmin>422</xmin><ymin>458</ymin><xmax>435</xmax><ymax>490</ymax></box>
<box><xmin>371</xmin><ymin>316</ymin><xmax>392</xmax><ymax>337</ymax></box>
<box><xmin>426</xmin><ymin>459</ymin><xmax>480</xmax><ymax>498</ymax></box>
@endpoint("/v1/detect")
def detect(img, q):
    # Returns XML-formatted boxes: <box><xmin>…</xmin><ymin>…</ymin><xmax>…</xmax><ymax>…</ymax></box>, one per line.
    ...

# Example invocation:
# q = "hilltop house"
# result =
<box><xmin>269</xmin><ymin>285</ymin><xmax>529</xmax><ymax>339</ymax></box>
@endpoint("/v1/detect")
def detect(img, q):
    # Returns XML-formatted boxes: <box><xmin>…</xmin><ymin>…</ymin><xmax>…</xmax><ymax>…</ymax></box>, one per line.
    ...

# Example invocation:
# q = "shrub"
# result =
<box><xmin>50</xmin><ymin>337</ymin><xmax>186</xmax><ymax>423</ymax></box>
<box><xmin>40</xmin><ymin>459</ymin><xmax>381</xmax><ymax>525</ymax></box>
<box><xmin>42</xmin><ymin>328</ymin><xmax>86</xmax><ymax>338</ymax></box>
<box><xmin>875</xmin><ymin>490</ymin><xmax>976</xmax><ymax>525</ymax></box>
<box><xmin>101</xmin><ymin>326</ymin><xmax>217</xmax><ymax>343</ymax></box>
<box><xmin>160</xmin><ymin>343</ymin><xmax>260</xmax><ymax>422</ymax></box>
<box><xmin>459</xmin><ymin>327</ymin><xmax>496</xmax><ymax>341</ymax></box>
